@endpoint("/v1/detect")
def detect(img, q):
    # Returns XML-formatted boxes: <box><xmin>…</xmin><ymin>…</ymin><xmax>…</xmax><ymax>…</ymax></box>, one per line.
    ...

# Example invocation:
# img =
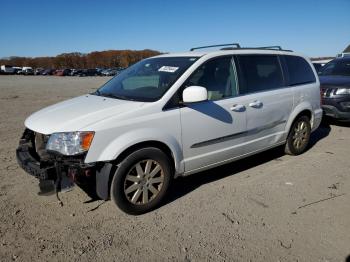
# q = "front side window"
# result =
<box><xmin>95</xmin><ymin>57</ymin><xmax>199</xmax><ymax>102</ymax></box>
<box><xmin>237</xmin><ymin>55</ymin><xmax>284</xmax><ymax>95</ymax></box>
<box><xmin>183</xmin><ymin>56</ymin><xmax>237</xmax><ymax>101</ymax></box>
<box><xmin>284</xmin><ymin>55</ymin><xmax>316</xmax><ymax>86</ymax></box>
<box><xmin>319</xmin><ymin>59</ymin><xmax>350</xmax><ymax>76</ymax></box>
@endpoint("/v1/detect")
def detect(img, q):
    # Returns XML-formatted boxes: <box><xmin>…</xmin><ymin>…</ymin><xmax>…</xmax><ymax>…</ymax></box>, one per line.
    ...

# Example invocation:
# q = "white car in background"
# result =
<box><xmin>20</xmin><ymin>66</ymin><xmax>34</xmax><ymax>75</ymax></box>
<box><xmin>1</xmin><ymin>64</ymin><xmax>15</xmax><ymax>74</ymax></box>
<box><xmin>17</xmin><ymin>43</ymin><xmax>322</xmax><ymax>214</ymax></box>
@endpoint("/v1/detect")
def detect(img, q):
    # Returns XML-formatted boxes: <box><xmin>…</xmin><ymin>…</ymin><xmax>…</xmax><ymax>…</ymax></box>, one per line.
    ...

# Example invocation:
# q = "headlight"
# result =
<box><xmin>46</xmin><ymin>131</ymin><xmax>94</xmax><ymax>156</ymax></box>
<box><xmin>335</xmin><ymin>88</ymin><xmax>350</xmax><ymax>95</ymax></box>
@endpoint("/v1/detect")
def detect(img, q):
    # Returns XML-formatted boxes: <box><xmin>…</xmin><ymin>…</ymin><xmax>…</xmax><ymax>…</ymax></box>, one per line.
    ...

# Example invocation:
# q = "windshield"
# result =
<box><xmin>94</xmin><ymin>56</ymin><xmax>199</xmax><ymax>102</ymax></box>
<box><xmin>319</xmin><ymin>60</ymin><xmax>350</xmax><ymax>76</ymax></box>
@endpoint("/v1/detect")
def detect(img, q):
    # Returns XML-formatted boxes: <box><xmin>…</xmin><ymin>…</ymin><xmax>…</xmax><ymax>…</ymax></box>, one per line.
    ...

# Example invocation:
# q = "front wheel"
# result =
<box><xmin>110</xmin><ymin>147</ymin><xmax>172</xmax><ymax>215</ymax></box>
<box><xmin>285</xmin><ymin>115</ymin><xmax>311</xmax><ymax>155</ymax></box>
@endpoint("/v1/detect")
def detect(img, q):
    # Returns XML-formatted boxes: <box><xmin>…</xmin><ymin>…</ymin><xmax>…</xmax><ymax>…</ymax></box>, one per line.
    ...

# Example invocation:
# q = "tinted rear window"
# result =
<box><xmin>237</xmin><ymin>55</ymin><xmax>284</xmax><ymax>94</ymax></box>
<box><xmin>284</xmin><ymin>55</ymin><xmax>316</xmax><ymax>86</ymax></box>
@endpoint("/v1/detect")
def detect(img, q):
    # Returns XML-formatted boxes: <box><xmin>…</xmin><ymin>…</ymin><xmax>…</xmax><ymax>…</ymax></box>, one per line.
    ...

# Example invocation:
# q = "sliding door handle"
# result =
<box><xmin>230</xmin><ymin>104</ymin><xmax>246</xmax><ymax>112</ymax></box>
<box><xmin>249</xmin><ymin>100</ymin><xmax>263</xmax><ymax>108</ymax></box>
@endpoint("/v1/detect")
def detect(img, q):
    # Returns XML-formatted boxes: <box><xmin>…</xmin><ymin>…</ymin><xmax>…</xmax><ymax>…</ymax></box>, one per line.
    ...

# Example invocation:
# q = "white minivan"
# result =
<box><xmin>17</xmin><ymin>44</ymin><xmax>322</xmax><ymax>214</ymax></box>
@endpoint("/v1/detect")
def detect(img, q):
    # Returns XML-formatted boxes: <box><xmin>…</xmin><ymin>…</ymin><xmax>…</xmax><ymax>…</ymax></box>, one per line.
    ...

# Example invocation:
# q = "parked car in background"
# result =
<box><xmin>101</xmin><ymin>68</ymin><xmax>118</xmax><ymax>76</ymax></box>
<box><xmin>55</xmin><ymin>69</ymin><xmax>71</xmax><ymax>76</ymax></box>
<box><xmin>100</xmin><ymin>68</ymin><xmax>109</xmax><ymax>76</ymax></box>
<box><xmin>16</xmin><ymin>44</ymin><xmax>322</xmax><ymax>214</ymax></box>
<box><xmin>319</xmin><ymin>57</ymin><xmax>350</xmax><ymax>120</ymax></box>
<box><xmin>13</xmin><ymin>67</ymin><xmax>22</xmax><ymax>74</ymax></box>
<box><xmin>96</xmin><ymin>68</ymin><xmax>105</xmax><ymax>75</ymax></box>
<box><xmin>41</xmin><ymin>69</ymin><xmax>55</xmax><ymax>75</ymax></box>
<box><xmin>70</xmin><ymin>69</ymin><xmax>82</xmax><ymax>76</ymax></box>
<box><xmin>35</xmin><ymin>68</ymin><xmax>45</xmax><ymax>75</ymax></box>
<box><xmin>0</xmin><ymin>65</ymin><xmax>15</xmax><ymax>74</ymax></box>
<box><xmin>54</xmin><ymin>70</ymin><xmax>64</xmax><ymax>76</ymax></box>
<box><xmin>21</xmin><ymin>67</ymin><xmax>34</xmax><ymax>75</ymax></box>
<box><xmin>78</xmin><ymin>68</ymin><xmax>98</xmax><ymax>76</ymax></box>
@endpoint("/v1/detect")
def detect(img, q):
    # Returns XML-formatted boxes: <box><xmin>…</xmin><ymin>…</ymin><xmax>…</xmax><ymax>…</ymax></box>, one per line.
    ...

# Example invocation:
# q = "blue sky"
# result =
<box><xmin>1</xmin><ymin>0</ymin><xmax>349</xmax><ymax>58</ymax></box>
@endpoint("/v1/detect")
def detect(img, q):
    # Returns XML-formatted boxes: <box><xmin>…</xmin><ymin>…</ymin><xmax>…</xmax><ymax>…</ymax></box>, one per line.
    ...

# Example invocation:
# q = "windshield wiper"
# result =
<box><xmin>92</xmin><ymin>90</ymin><xmax>122</xmax><ymax>99</ymax></box>
<box><xmin>92</xmin><ymin>90</ymin><xmax>140</xmax><ymax>101</ymax></box>
<box><xmin>100</xmin><ymin>93</ymin><xmax>135</xmax><ymax>101</ymax></box>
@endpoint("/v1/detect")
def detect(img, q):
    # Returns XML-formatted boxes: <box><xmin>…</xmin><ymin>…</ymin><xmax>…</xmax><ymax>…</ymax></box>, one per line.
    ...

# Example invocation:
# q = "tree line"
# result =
<box><xmin>0</xmin><ymin>49</ymin><xmax>161</xmax><ymax>69</ymax></box>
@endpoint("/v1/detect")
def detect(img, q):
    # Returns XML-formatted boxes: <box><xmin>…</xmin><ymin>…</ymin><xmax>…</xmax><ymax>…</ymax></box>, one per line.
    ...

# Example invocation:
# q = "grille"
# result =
<box><xmin>321</xmin><ymin>87</ymin><xmax>337</xmax><ymax>98</ymax></box>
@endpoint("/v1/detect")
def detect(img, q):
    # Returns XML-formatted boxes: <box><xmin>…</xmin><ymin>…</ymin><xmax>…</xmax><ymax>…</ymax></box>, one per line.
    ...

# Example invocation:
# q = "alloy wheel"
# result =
<box><xmin>292</xmin><ymin>121</ymin><xmax>309</xmax><ymax>150</ymax></box>
<box><xmin>123</xmin><ymin>160</ymin><xmax>164</xmax><ymax>205</ymax></box>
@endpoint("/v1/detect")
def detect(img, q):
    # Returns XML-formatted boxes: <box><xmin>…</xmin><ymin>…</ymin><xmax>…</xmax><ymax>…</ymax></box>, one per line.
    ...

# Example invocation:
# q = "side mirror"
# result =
<box><xmin>182</xmin><ymin>86</ymin><xmax>208</xmax><ymax>103</ymax></box>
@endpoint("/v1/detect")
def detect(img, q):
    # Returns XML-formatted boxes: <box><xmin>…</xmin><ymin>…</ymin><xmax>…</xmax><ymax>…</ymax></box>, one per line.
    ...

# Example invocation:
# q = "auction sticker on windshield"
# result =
<box><xmin>158</xmin><ymin>66</ymin><xmax>179</xmax><ymax>73</ymax></box>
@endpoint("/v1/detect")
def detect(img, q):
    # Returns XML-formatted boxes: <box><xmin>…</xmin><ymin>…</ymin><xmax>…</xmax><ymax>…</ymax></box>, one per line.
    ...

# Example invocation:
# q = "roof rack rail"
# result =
<box><xmin>190</xmin><ymin>43</ymin><xmax>241</xmax><ymax>51</ymax></box>
<box><xmin>227</xmin><ymin>46</ymin><xmax>292</xmax><ymax>52</ymax></box>
<box><xmin>254</xmin><ymin>46</ymin><xmax>282</xmax><ymax>50</ymax></box>
<box><xmin>190</xmin><ymin>44</ymin><xmax>292</xmax><ymax>52</ymax></box>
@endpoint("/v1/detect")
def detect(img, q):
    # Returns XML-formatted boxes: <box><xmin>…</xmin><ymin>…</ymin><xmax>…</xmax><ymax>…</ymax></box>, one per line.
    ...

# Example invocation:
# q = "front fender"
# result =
<box><xmin>86</xmin><ymin>128</ymin><xmax>184</xmax><ymax>174</ymax></box>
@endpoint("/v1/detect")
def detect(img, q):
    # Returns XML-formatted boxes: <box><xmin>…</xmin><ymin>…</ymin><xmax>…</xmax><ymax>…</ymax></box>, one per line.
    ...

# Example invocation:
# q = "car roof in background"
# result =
<box><xmin>333</xmin><ymin>57</ymin><xmax>350</xmax><ymax>62</ymax></box>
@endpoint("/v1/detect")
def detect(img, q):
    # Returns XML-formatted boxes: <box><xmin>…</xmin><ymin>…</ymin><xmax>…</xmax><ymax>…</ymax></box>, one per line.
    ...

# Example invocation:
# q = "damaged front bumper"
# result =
<box><xmin>16</xmin><ymin>135</ymin><xmax>55</xmax><ymax>180</ymax></box>
<box><xmin>16</xmin><ymin>129</ymin><xmax>96</xmax><ymax>196</ymax></box>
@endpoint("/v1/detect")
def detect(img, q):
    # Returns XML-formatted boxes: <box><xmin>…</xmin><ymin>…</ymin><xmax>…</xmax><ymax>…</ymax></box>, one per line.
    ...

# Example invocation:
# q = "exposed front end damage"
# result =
<box><xmin>16</xmin><ymin>129</ymin><xmax>99</xmax><ymax>199</ymax></box>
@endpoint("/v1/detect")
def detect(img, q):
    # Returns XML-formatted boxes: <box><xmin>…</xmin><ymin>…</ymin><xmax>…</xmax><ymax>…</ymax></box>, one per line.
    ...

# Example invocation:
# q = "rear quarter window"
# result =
<box><xmin>237</xmin><ymin>55</ymin><xmax>284</xmax><ymax>95</ymax></box>
<box><xmin>284</xmin><ymin>55</ymin><xmax>316</xmax><ymax>86</ymax></box>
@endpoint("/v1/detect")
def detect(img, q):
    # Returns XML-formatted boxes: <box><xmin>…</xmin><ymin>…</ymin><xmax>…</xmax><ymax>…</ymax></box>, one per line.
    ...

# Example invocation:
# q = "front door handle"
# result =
<box><xmin>249</xmin><ymin>100</ymin><xmax>263</xmax><ymax>108</ymax></box>
<box><xmin>230</xmin><ymin>104</ymin><xmax>246</xmax><ymax>112</ymax></box>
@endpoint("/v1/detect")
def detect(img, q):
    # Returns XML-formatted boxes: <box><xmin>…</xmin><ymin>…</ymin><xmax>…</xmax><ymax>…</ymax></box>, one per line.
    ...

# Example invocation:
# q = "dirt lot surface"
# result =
<box><xmin>0</xmin><ymin>75</ymin><xmax>349</xmax><ymax>262</ymax></box>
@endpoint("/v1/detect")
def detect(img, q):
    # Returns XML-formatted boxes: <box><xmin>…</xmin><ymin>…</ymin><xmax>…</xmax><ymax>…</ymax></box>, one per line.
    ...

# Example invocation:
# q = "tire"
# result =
<box><xmin>285</xmin><ymin>115</ymin><xmax>311</xmax><ymax>155</ymax></box>
<box><xmin>110</xmin><ymin>147</ymin><xmax>172</xmax><ymax>215</ymax></box>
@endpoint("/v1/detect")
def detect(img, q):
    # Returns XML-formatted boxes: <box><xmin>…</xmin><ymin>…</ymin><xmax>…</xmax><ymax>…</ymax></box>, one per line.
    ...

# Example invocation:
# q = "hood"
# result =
<box><xmin>25</xmin><ymin>94</ymin><xmax>145</xmax><ymax>134</ymax></box>
<box><xmin>319</xmin><ymin>75</ymin><xmax>350</xmax><ymax>87</ymax></box>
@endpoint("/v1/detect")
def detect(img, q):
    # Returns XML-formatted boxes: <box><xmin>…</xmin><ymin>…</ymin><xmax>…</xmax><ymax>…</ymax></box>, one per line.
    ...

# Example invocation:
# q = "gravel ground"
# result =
<box><xmin>0</xmin><ymin>75</ymin><xmax>349</xmax><ymax>262</ymax></box>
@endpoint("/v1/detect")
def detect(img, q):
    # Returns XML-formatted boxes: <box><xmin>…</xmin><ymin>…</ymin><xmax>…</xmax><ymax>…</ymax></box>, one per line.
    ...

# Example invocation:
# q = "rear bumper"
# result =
<box><xmin>312</xmin><ymin>108</ymin><xmax>323</xmax><ymax>131</ymax></box>
<box><xmin>322</xmin><ymin>105</ymin><xmax>350</xmax><ymax>120</ymax></box>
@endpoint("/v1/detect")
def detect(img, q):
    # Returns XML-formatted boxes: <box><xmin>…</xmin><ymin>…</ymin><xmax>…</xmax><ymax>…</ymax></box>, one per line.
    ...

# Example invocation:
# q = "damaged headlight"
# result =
<box><xmin>46</xmin><ymin>131</ymin><xmax>94</xmax><ymax>156</ymax></box>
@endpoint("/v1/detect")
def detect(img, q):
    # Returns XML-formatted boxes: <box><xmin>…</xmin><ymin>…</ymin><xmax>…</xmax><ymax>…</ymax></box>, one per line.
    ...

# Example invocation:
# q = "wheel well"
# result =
<box><xmin>288</xmin><ymin>109</ymin><xmax>312</xmax><ymax>135</ymax></box>
<box><xmin>295</xmin><ymin>110</ymin><xmax>312</xmax><ymax>122</ymax></box>
<box><xmin>104</xmin><ymin>141</ymin><xmax>176</xmax><ymax>198</ymax></box>
<box><xmin>114</xmin><ymin>141</ymin><xmax>175</xmax><ymax>168</ymax></box>
<box><xmin>295</xmin><ymin>110</ymin><xmax>312</xmax><ymax>120</ymax></box>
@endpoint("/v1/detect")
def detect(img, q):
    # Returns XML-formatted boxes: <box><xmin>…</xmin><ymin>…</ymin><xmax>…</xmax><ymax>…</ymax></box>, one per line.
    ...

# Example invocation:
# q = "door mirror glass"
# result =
<box><xmin>182</xmin><ymin>86</ymin><xmax>208</xmax><ymax>103</ymax></box>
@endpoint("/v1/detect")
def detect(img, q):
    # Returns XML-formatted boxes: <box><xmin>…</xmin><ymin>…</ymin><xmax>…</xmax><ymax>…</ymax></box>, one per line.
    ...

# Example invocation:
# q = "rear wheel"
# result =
<box><xmin>110</xmin><ymin>147</ymin><xmax>172</xmax><ymax>215</ymax></box>
<box><xmin>285</xmin><ymin>115</ymin><xmax>311</xmax><ymax>155</ymax></box>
